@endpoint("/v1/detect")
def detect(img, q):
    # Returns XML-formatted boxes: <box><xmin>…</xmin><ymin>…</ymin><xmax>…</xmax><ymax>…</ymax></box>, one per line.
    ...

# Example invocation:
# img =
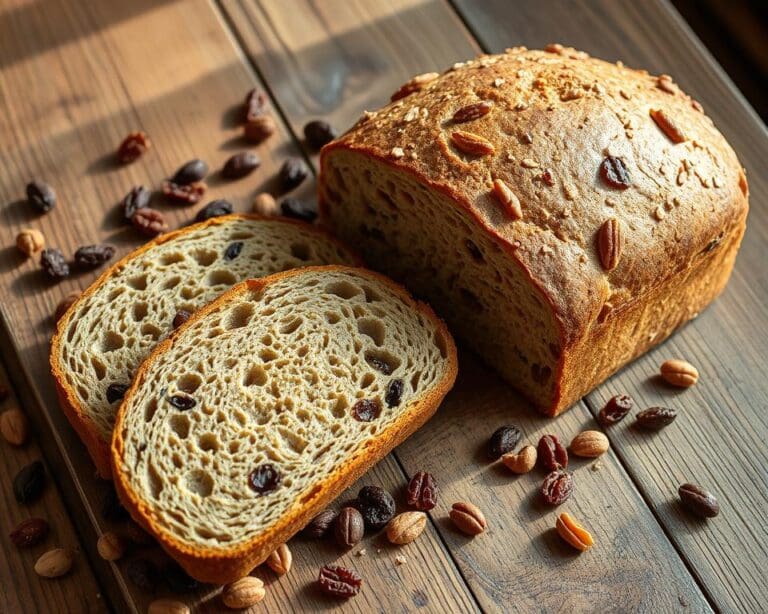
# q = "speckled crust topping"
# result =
<box><xmin>332</xmin><ymin>45</ymin><xmax>748</xmax><ymax>338</ymax></box>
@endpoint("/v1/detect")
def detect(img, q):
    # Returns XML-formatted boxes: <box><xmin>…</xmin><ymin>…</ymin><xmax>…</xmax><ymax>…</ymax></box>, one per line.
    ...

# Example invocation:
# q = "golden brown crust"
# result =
<box><xmin>321</xmin><ymin>45</ymin><xmax>749</xmax><ymax>415</ymax></box>
<box><xmin>110</xmin><ymin>265</ymin><xmax>458</xmax><ymax>584</ymax></box>
<box><xmin>50</xmin><ymin>214</ymin><xmax>361</xmax><ymax>478</ymax></box>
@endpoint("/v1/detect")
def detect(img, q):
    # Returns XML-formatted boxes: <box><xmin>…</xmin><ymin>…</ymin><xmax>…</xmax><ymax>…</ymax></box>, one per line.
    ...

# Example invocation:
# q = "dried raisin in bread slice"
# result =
<box><xmin>111</xmin><ymin>266</ymin><xmax>457</xmax><ymax>583</ymax></box>
<box><xmin>51</xmin><ymin>215</ymin><xmax>357</xmax><ymax>478</ymax></box>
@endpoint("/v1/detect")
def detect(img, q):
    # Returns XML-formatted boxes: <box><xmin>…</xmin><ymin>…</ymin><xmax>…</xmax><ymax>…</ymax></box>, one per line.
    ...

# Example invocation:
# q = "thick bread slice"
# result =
<box><xmin>111</xmin><ymin>266</ymin><xmax>457</xmax><ymax>583</ymax></box>
<box><xmin>51</xmin><ymin>215</ymin><xmax>357</xmax><ymax>478</ymax></box>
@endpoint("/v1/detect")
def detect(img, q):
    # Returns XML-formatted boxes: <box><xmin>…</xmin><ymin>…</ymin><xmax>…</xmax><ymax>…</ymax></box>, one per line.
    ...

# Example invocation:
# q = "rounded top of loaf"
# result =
<box><xmin>323</xmin><ymin>45</ymin><xmax>748</xmax><ymax>340</ymax></box>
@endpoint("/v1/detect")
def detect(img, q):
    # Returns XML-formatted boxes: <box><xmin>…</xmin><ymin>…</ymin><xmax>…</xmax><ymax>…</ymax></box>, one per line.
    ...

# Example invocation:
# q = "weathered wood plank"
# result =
<box><xmin>220</xmin><ymin>0</ymin><xmax>713</xmax><ymax>610</ymax></box>
<box><xmin>0</xmin><ymin>0</ymin><xmax>476</xmax><ymax>611</ymax></box>
<box><xmin>451</xmin><ymin>0</ymin><xmax>768</xmax><ymax>611</ymax></box>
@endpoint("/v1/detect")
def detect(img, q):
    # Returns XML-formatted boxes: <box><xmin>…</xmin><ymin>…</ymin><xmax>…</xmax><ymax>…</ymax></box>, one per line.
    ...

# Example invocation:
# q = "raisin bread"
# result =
<box><xmin>51</xmin><ymin>215</ymin><xmax>357</xmax><ymax>477</ymax></box>
<box><xmin>319</xmin><ymin>45</ymin><xmax>748</xmax><ymax>415</ymax></box>
<box><xmin>111</xmin><ymin>266</ymin><xmax>457</xmax><ymax>583</ymax></box>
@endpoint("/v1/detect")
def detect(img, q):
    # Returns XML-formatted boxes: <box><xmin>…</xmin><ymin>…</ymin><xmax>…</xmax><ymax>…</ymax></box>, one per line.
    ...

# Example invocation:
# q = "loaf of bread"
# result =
<box><xmin>320</xmin><ymin>45</ymin><xmax>748</xmax><ymax>415</ymax></box>
<box><xmin>50</xmin><ymin>215</ymin><xmax>357</xmax><ymax>477</ymax></box>
<box><xmin>111</xmin><ymin>266</ymin><xmax>457</xmax><ymax>583</ymax></box>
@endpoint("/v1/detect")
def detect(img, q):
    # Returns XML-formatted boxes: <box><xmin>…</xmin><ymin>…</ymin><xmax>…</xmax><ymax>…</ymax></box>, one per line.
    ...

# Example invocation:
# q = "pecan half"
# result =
<box><xmin>451</xmin><ymin>131</ymin><xmax>495</xmax><ymax>156</ymax></box>
<box><xmin>597</xmin><ymin>218</ymin><xmax>622</xmax><ymax>271</ymax></box>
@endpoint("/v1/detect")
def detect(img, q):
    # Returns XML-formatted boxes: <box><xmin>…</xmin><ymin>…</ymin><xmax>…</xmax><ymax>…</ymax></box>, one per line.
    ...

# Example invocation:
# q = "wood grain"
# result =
<box><xmin>220</xmin><ymin>0</ymin><xmax>714</xmax><ymax>610</ymax></box>
<box><xmin>451</xmin><ymin>0</ymin><xmax>768</xmax><ymax>611</ymax></box>
<box><xmin>0</xmin><ymin>0</ymin><xmax>475</xmax><ymax>611</ymax></box>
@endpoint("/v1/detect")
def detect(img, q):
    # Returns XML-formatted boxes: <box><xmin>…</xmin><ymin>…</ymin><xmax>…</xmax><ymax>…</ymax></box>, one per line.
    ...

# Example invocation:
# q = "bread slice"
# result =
<box><xmin>111</xmin><ymin>266</ymin><xmax>457</xmax><ymax>583</ymax></box>
<box><xmin>51</xmin><ymin>215</ymin><xmax>357</xmax><ymax>478</ymax></box>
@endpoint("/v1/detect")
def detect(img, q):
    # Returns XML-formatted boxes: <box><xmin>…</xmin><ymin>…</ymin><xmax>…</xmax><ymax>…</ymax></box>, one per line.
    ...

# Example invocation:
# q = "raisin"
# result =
<box><xmin>537</xmin><ymin>434</ymin><xmax>568</xmax><ymax>471</ymax></box>
<box><xmin>13</xmin><ymin>461</ymin><xmax>46</xmax><ymax>504</ymax></box>
<box><xmin>385</xmin><ymin>379</ymin><xmax>404</xmax><ymax>408</ymax></box>
<box><xmin>162</xmin><ymin>180</ymin><xmax>207</xmax><ymax>204</ymax></box>
<box><xmin>126</xmin><ymin>558</ymin><xmax>158</xmax><ymax>592</ymax></box>
<box><xmin>406</xmin><ymin>471</ymin><xmax>438</xmax><ymax>511</ymax></box>
<box><xmin>244</xmin><ymin>88</ymin><xmax>269</xmax><ymax>122</ymax></box>
<box><xmin>173</xmin><ymin>310</ymin><xmax>191</xmax><ymax>329</ymax></box>
<box><xmin>304</xmin><ymin>120</ymin><xmax>337</xmax><ymax>150</ymax></box>
<box><xmin>635</xmin><ymin>406</ymin><xmax>677</xmax><ymax>430</ymax></box>
<box><xmin>351</xmin><ymin>399</ymin><xmax>381</xmax><ymax>422</ymax></box>
<box><xmin>40</xmin><ymin>248</ymin><xmax>69</xmax><ymax>279</ymax></box>
<box><xmin>222</xmin><ymin>152</ymin><xmax>260</xmax><ymax>179</ymax></box>
<box><xmin>678</xmin><ymin>483</ymin><xmax>720</xmax><ymax>518</ymax></box>
<box><xmin>356</xmin><ymin>485</ymin><xmax>395</xmax><ymax>531</ymax></box>
<box><xmin>101</xmin><ymin>486</ymin><xmax>129</xmax><ymax>522</ymax></box>
<box><xmin>167</xmin><ymin>394</ymin><xmax>196</xmax><ymax>410</ymax></box>
<box><xmin>334</xmin><ymin>506</ymin><xmax>364</xmax><ymax>548</ymax></box>
<box><xmin>318</xmin><ymin>565</ymin><xmax>362</xmax><ymax>598</ymax></box>
<box><xmin>121</xmin><ymin>185</ymin><xmax>151</xmax><ymax>221</ymax></box>
<box><xmin>599</xmin><ymin>394</ymin><xmax>633</xmax><ymax>426</ymax></box>
<box><xmin>541</xmin><ymin>470</ymin><xmax>573</xmax><ymax>505</ymax></box>
<box><xmin>280</xmin><ymin>198</ymin><xmax>317</xmax><ymax>222</ymax></box>
<box><xmin>279</xmin><ymin>157</ymin><xmax>309</xmax><ymax>191</ymax></box>
<box><xmin>171</xmin><ymin>159</ymin><xmax>208</xmax><ymax>185</ymax></box>
<box><xmin>195</xmin><ymin>199</ymin><xmax>233</xmax><ymax>222</ymax></box>
<box><xmin>249</xmin><ymin>463</ymin><xmax>280</xmax><ymax>495</ymax></box>
<box><xmin>367</xmin><ymin>356</ymin><xmax>393</xmax><ymax>375</ymax></box>
<box><xmin>9</xmin><ymin>518</ymin><xmax>49</xmax><ymax>548</ymax></box>
<box><xmin>106</xmin><ymin>383</ymin><xmax>129</xmax><ymax>404</ymax></box>
<box><xmin>224</xmin><ymin>241</ymin><xmax>244</xmax><ymax>260</ymax></box>
<box><xmin>304</xmin><ymin>509</ymin><xmax>337</xmax><ymax>538</ymax></box>
<box><xmin>26</xmin><ymin>180</ymin><xmax>56</xmax><ymax>213</ymax></box>
<box><xmin>132</xmin><ymin>208</ymin><xmax>168</xmax><ymax>237</ymax></box>
<box><xmin>75</xmin><ymin>244</ymin><xmax>115</xmax><ymax>268</ymax></box>
<box><xmin>600</xmin><ymin>156</ymin><xmax>631</xmax><ymax>189</ymax></box>
<box><xmin>488</xmin><ymin>426</ymin><xmax>522</xmax><ymax>460</ymax></box>
<box><xmin>117</xmin><ymin>132</ymin><xmax>151</xmax><ymax>164</ymax></box>
<box><xmin>163</xmin><ymin>563</ymin><xmax>200</xmax><ymax>593</ymax></box>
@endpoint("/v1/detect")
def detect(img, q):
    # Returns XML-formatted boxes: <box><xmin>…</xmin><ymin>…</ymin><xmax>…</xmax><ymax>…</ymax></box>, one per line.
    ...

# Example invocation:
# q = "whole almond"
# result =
<box><xmin>1</xmin><ymin>407</ymin><xmax>30</xmax><ymax>446</ymax></box>
<box><xmin>450</xmin><ymin>131</ymin><xmax>495</xmax><ymax>156</ymax></box>
<box><xmin>386</xmin><ymin>511</ymin><xmax>427</xmax><ymax>545</ymax></box>
<box><xmin>34</xmin><ymin>548</ymin><xmax>74</xmax><ymax>578</ymax></box>
<box><xmin>597</xmin><ymin>218</ymin><xmax>622</xmax><ymax>271</ymax></box>
<box><xmin>97</xmin><ymin>531</ymin><xmax>126</xmax><ymax>561</ymax></box>
<box><xmin>244</xmin><ymin>115</ymin><xmax>276</xmax><ymax>144</ymax></box>
<box><xmin>221</xmin><ymin>576</ymin><xmax>265</xmax><ymax>609</ymax></box>
<box><xmin>449</xmin><ymin>502</ymin><xmax>487</xmax><ymax>536</ymax></box>
<box><xmin>570</xmin><ymin>431</ymin><xmax>609</xmax><ymax>458</ymax></box>
<box><xmin>556</xmin><ymin>512</ymin><xmax>594</xmax><ymax>552</ymax></box>
<box><xmin>55</xmin><ymin>291</ymin><xmax>81</xmax><ymax>323</ymax></box>
<box><xmin>252</xmin><ymin>192</ymin><xmax>278</xmax><ymax>217</ymax></box>
<box><xmin>660</xmin><ymin>359</ymin><xmax>699</xmax><ymax>387</ymax></box>
<box><xmin>492</xmin><ymin>178</ymin><xmax>523</xmax><ymax>220</ymax></box>
<box><xmin>650</xmin><ymin>109</ymin><xmax>686</xmax><ymax>144</ymax></box>
<box><xmin>148</xmin><ymin>599</ymin><xmax>190</xmax><ymax>614</ymax></box>
<box><xmin>501</xmin><ymin>444</ymin><xmax>537</xmax><ymax>473</ymax></box>
<box><xmin>266</xmin><ymin>543</ymin><xmax>292</xmax><ymax>575</ymax></box>
<box><xmin>16</xmin><ymin>229</ymin><xmax>45</xmax><ymax>256</ymax></box>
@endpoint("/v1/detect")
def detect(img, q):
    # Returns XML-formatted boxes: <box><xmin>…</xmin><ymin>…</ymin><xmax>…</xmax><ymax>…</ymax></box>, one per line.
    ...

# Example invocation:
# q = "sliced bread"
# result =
<box><xmin>50</xmin><ymin>215</ymin><xmax>357</xmax><ymax>478</ymax></box>
<box><xmin>111</xmin><ymin>266</ymin><xmax>457</xmax><ymax>583</ymax></box>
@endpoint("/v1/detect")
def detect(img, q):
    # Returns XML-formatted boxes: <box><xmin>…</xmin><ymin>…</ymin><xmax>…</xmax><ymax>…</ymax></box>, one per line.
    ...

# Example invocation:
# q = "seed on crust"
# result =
<box><xmin>450</xmin><ymin>131</ymin><xmax>495</xmax><ymax>157</ymax></box>
<box><xmin>452</xmin><ymin>101</ymin><xmax>493</xmax><ymax>123</ymax></box>
<box><xmin>492</xmin><ymin>178</ymin><xmax>522</xmax><ymax>220</ymax></box>
<box><xmin>650</xmin><ymin>109</ymin><xmax>686</xmax><ymax>144</ymax></box>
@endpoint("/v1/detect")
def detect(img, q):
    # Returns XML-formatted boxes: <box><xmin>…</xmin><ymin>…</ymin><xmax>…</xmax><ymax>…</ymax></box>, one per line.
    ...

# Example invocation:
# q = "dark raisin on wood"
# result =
<box><xmin>599</xmin><ymin>156</ymin><xmax>631</xmax><ymax>189</ymax></box>
<box><xmin>9</xmin><ymin>518</ymin><xmax>50</xmax><ymax>548</ymax></box>
<box><xmin>541</xmin><ymin>470</ymin><xmax>573</xmax><ymax>505</ymax></box>
<box><xmin>385</xmin><ymin>379</ymin><xmax>404</xmax><ymax>408</ymax></box>
<box><xmin>162</xmin><ymin>180</ymin><xmax>207</xmax><ymax>205</ymax></box>
<box><xmin>304</xmin><ymin>509</ymin><xmax>337</xmax><ymax>538</ymax></box>
<box><xmin>40</xmin><ymin>248</ymin><xmax>69</xmax><ymax>279</ymax></box>
<box><xmin>334</xmin><ymin>506</ymin><xmax>364</xmax><ymax>549</ymax></box>
<box><xmin>163</xmin><ymin>563</ymin><xmax>201</xmax><ymax>593</ymax></box>
<box><xmin>244</xmin><ymin>88</ymin><xmax>269</xmax><ymax>122</ymax></box>
<box><xmin>167</xmin><ymin>394</ymin><xmax>196</xmax><ymax>410</ymax></box>
<box><xmin>26</xmin><ymin>180</ymin><xmax>57</xmax><ymax>213</ymax></box>
<box><xmin>280</xmin><ymin>198</ymin><xmax>317</xmax><ymax>222</ymax></box>
<box><xmin>488</xmin><ymin>426</ymin><xmax>522</xmax><ymax>460</ymax></box>
<box><xmin>222</xmin><ymin>152</ymin><xmax>260</xmax><ymax>179</ymax></box>
<box><xmin>357</xmin><ymin>485</ymin><xmax>395</xmax><ymax>531</ymax></box>
<box><xmin>195</xmin><ymin>199</ymin><xmax>233</xmax><ymax>222</ymax></box>
<box><xmin>599</xmin><ymin>394</ymin><xmax>634</xmax><ymax>426</ymax></box>
<box><xmin>101</xmin><ymin>486</ymin><xmax>130</xmax><ymax>522</ymax></box>
<box><xmin>13</xmin><ymin>461</ymin><xmax>46</xmax><ymax>504</ymax></box>
<box><xmin>75</xmin><ymin>244</ymin><xmax>115</xmax><ymax>268</ymax></box>
<box><xmin>173</xmin><ymin>310</ymin><xmax>191</xmax><ymax>329</ymax></box>
<box><xmin>171</xmin><ymin>159</ymin><xmax>208</xmax><ymax>185</ymax></box>
<box><xmin>126</xmin><ymin>558</ymin><xmax>159</xmax><ymax>592</ymax></box>
<box><xmin>537</xmin><ymin>434</ymin><xmax>568</xmax><ymax>471</ymax></box>
<box><xmin>106</xmin><ymin>383</ymin><xmax>129</xmax><ymax>404</ymax></box>
<box><xmin>679</xmin><ymin>483</ymin><xmax>720</xmax><ymax>518</ymax></box>
<box><xmin>132</xmin><ymin>208</ymin><xmax>168</xmax><ymax>237</ymax></box>
<box><xmin>318</xmin><ymin>564</ymin><xmax>362</xmax><ymax>598</ymax></box>
<box><xmin>224</xmin><ymin>241</ymin><xmax>244</xmax><ymax>260</ymax></box>
<box><xmin>249</xmin><ymin>463</ymin><xmax>281</xmax><ymax>495</ymax></box>
<box><xmin>635</xmin><ymin>406</ymin><xmax>677</xmax><ymax>430</ymax></box>
<box><xmin>351</xmin><ymin>398</ymin><xmax>381</xmax><ymax>422</ymax></box>
<box><xmin>406</xmin><ymin>471</ymin><xmax>438</xmax><ymax>511</ymax></box>
<box><xmin>121</xmin><ymin>186</ymin><xmax>151</xmax><ymax>221</ymax></box>
<box><xmin>279</xmin><ymin>157</ymin><xmax>309</xmax><ymax>191</ymax></box>
<box><xmin>117</xmin><ymin>132</ymin><xmax>151</xmax><ymax>164</ymax></box>
<box><xmin>304</xmin><ymin>120</ymin><xmax>337</xmax><ymax>150</ymax></box>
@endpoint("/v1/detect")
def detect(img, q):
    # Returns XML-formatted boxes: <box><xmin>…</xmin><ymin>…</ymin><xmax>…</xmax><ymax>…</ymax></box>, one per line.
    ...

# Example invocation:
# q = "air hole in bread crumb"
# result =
<box><xmin>77</xmin><ymin>385</ymin><xmax>89</xmax><ymax>401</ymax></box>
<box><xmin>331</xmin><ymin>397</ymin><xmax>348</xmax><ymax>418</ymax></box>
<box><xmin>207</xmin><ymin>269</ymin><xmax>237</xmax><ymax>287</ymax></box>
<box><xmin>228</xmin><ymin>441</ymin><xmax>241</xmax><ymax>454</ymax></box>
<box><xmin>290</xmin><ymin>242</ymin><xmax>311</xmax><ymax>261</ymax></box>
<box><xmin>297</xmin><ymin>345</ymin><xmax>309</xmax><ymax>358</ymax></box>
<box><xmin>227</xmin><ymin>304</ymin><xmax>254</xmax><ymax>329</ymax></box>
<box><xmin>325</xmin><ymin>311</ymin><xmax>341</xmax><ymax>324</ymax></box>
<box><xmin>259</xmin><ymin>348</ymin><xmax>278</xmax><ymax>362</ymax></box>
<box><xmin>261</xmin><ymin>334</ymin><xmax>273</xmax><ymax>346</ymax></box>
<box><xmin>107</xmin><ymin>287</ymin><xmax>125</xmax><ymax>301</ymax></box>
<box><xmin>141</xmin><ymin>323</ymin><xmax>162</xmax><ymax>340</ymax></box>
<box><xmin>325</xmin><ymin>280</ymin><xmax>361</xmax><ymax>300</ymax></box>
<box><xmin>101</xmin><ymin>331</ymin><xmax>124</xmax><ymax>352</ymax></box>
<box><xmin>127</xmin><ymin>274</ymin><xmax>148</xmax><ymax>290</ymax></box>
<box><xmin>184</xmin><ymin>469</ymin><xmax>213</xmax><ymax>497</ymax></box>
<box><xmin>160</xmin><ymin>252</ymin><xmax>185</xmax><ymax>266</ymax></box>
<box><xmin>132</xmin><ymin>302</ymin><xmax>148</xmax><ymax>322</ymax></box>
<box><xmin>171</xmin><ymin>453</ymin><xmax>183</xmax><ymax>469</ymax></box>
<box><xmin>434</xmin><ymin>331</ymin><xmax>448</xmax><ymax>359</ymax></box>
<box><xmin>358</xmin><ymin>317</ymin><xmax>385</xmax><ymax>346</ymax></box>
<box><xmin>192</xmin><ymin>249</ymin><xmax>217</xmax><ymax>267</ymax></box>
<box><xmin>234</xmin><ymin>410</ymin><xmax>248</xmax><ymax>427</ymax></box>
<box><xmin>207</xmin><ymin>327</ymin><xmax>224</xmax><ymax>339</ymax></box>
<box><xmin>163</xmin><ymin>276</ymin><xmax>182</xmax><ymax>290</ymax></box>
<box><xmin>91</xmin><ymin>357</ymin><xmax>106</xmax><ymax>380</ymax></box>
<box><xmin>244</xmin><ymin>365</ymin><xmax>267</xmax><ymax>387</ymax></box>
<box><xmin>279</xmin><ymin>317</ymin><xmax>302</xmax><ymax>335</ymax></box>
<box><xmin>198</xmin><ymin>433</ymin><xmax>220</xmax><ymax>453</ymax></box>
<box><xmin>362</xmin><ymin>285</ymin><xmax>381</xmax><ymax>302</ymax></box>
<box><xmin>148</xmin><ymin>464</ymin><xmax>163</xmax><ymax>498</ymax></box>
<box><xmin>411</xmin><ymin>371</ymin><xmax>421</xmax><ymax>391</ymax></box>
<box><xmin>177</xmin><ymin>373</ymin><xmax>202</xmax><ymax>394</ymax></box>
<box><xmin>360</xmin><ymin>373</ymin><xmax>375</xmax><ymax>389</ymax></box>
<box><xmin>278</xmin><ymin>427</ymin><xmax>307</xmax><ymax>453</ymax></box>
<box><xmin>300</xmin><ymin>485</ymin><xmax>322</xmax><ymax>504</ymax></box>
<box><xmin>169</xmin><ymin>414</ymin><xmax>190</xmax><ymax>438</ymax></box>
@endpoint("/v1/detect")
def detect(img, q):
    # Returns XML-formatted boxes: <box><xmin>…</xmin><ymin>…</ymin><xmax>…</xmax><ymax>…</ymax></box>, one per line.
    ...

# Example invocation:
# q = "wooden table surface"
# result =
<box><xmin>1</xmin><ymin>1</ymin><xmax>766</xmax><ymax>612</ymax></box>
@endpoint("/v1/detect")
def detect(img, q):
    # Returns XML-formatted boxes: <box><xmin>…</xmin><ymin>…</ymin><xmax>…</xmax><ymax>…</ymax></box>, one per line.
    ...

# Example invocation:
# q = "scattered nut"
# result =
<box><xmin>679</xmin><ymin>483</ymin><xmax>720</xmax><ymax>518</ymax></box>
<box><xmin>244</xmin><ymin>115</ymin><xmax>276</xmax><ymax>143</ymax></box>
<box><xmin>449</xmin><ymin>502</ymin><xmax>486</xmax><ymax>536</ymax></box>
<box><xmin>556</xmin><ymin>512</ymin><xmax>594</xmax><ymax>552</ymax></box>
<box><xmin>335</xmin><ymin>506</ymin><xmax>364</xmax><ymax>549</ymax></box>
<box><xmin>9</xmin><ymin>517</ymin><xmax>49</xmax><ymax>548</ymax></box>
<box><xmin>97</xmin><ymin>531</ymin><xmax>126</xmax><ymax>561</ymax></box>
<box><xmin>16</xmin><ymin>229</ymin><xmax>45</xmax><ymax>256</ymax></box>
<box><xmin>252</xmin><ymin>192</ymin><xmax>278</xmax><ymax>217</ymax></box>
<box><xmin>501</xmin><ymin>444</ymin><xmax>537</xmax><ymax>473</ymax></box>
<box><xmin>34</xmin><ymin>548</ymin><xmax>74</xmax><ymax>578</ymax></box>
<box><xmin>570</xmin><ymin>431</ymin><xmax>609</xmax><ymax>458</ymax></box>
<box><xmin>266</xmin><ymin>542</ymin><xmax>292</xmax><ymax>575</ymax></box>
<box><xmin>148</xmin><ymin>599</ymin><xmax>190</xmax><ymax>614</ymax></box>
<box><xmin>221</xmin><ymin>576</ymin><xmax>266</xmax><ymax>609</ymax></box>
<box><xmin>55</xmin><ymin>292</ymin><xmax>81</xmax><ymax>323</ymax></box>
<box><xmin>660</xmin><ymin>359</ymin><xmax>699</xmax><ymax>387</ymax></box>
<box><xmin>0</xmin><ymin>407</ymin><xmax>29</xmax><ymax>446</ymax></box>
<box><xmin>117</xmin><ymin>132</ymin><xmax>151</xmax><ymax>164</ymax></box>
<box><xmin>386</xmin><ymin>511</ymin><xmax>427</xmax><ymax>545</ymax></box>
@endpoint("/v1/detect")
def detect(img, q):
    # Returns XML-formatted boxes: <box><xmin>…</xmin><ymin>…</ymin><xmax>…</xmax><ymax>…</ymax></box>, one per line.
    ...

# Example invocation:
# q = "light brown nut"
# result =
<box><xmin>97</xmin><ymin>531</ymin><xmax>126</xmax><ymax>561</ymax></box>
<box><xmin>252</xmin><ymin>192</ymin><xmax>278</xmax><ymax>217</ymax></box>
<box><xmin>244</xmin><ymin>115</ymin><xmax>276</xmax><ymax>144</ymax></box>
<box><xmin>390</xmin><ymin>72</ymin><xmax>439</xmax><ymax>101</ymax></box>
<box><xmin>449</xmin><ymin>502</ymin><xmax>487</xmax><ymax>536</ymax></box>
<box><xmin>221</xmin><ymin>576</ymin><xmax>266</xmax><ymax>609</ymax></box>
<box><xmin>148</xmin><ymin>598</ymin><xmax>191</xmax><ymax>614</ymax></box>
<box><xmin>597</xmin><ymin>218</ymin><xmax>622</xmax><ymax>271</ymax></box>
<box><xmin>660</xmin><ymin>359</ymin><xmax>699</xmax><ymax>387</ymax></box>
<box><xmin>452</xmin><ymin>101</ymin><xmax>493</xmax><ymax>123</ymax></box>
<box><xmin>16</xmin><ymin>229</ymin><xmax>45</xmax><ymax>257</ymax></box>
<box><xmin>55</xmin><ymin>291</ymin><xmax>81</xmax><ymax>324</ymax></box>
<box><xmin>501</xmin><ymin>444</ymin><xmax>537</xmax><ymax>473</ymax></box>
<box><xmin>0</xmin><ymin>407</ymin><xmax>29</xmax><ymax>446</ymax></box>
<box><xmin>34</xmin><ymin>548</ymin><xmax>74</xmax><ymax>578</ymax></box>
<box><xmin>386</xmin><ymin>511</ymin><xmax>427</xmax><ymax>545</ymax></box>
<box><xmin>570</xmin><ymin>431</ymin><xmax>609</xmax><ymax>458</ymax></box>
<box><xmin>450</xmin><ymin>131</ymin><xmax>495</xmax><ymax>156</ymax></box>
<box><xmin>266</xmin><ymin>543</ymin><xmax>292</xmax><ymax>575</ymax></box>
<box><xmin>650</xmin><ymin>109</ymin><xmax>686</xmax><ymax>144</ymax></box>
<box><xmin>492</xmin><ymin>178</ymin><xmax>522</xmax><ymax>220</ymax></box>
<box><xmin>556</xmin><ymin>512</ymin><xmax>594</xmax><ymax>552</ymax></box>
